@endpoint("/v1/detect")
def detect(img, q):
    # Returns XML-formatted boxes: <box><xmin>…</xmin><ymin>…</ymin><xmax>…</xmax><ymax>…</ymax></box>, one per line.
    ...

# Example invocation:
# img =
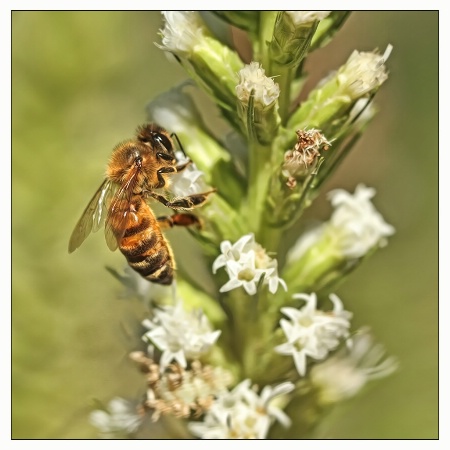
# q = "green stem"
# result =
<box><xmin>274</xmin><ymin>64</ymin><xmax>293</xmax><ymax>125</ymax></box>
<box><xmin>258</xmin><ymin>12</ymin><xmax>277</xmax><ymax>69</ymax></box>
<box><xmin>246</xmin><ymin>140</ymin><xmax>272</xmax><ymax>239</ymax></box>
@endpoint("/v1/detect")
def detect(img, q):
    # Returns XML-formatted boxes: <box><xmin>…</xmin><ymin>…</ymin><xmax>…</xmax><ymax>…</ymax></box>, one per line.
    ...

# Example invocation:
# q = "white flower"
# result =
<box><xmin>236</xmin><ymin>62</ymin><xmax>280</xmax><ymax>108</ymax></box>
<box><xmin>213</xmin><ymin>233</ymin><xmax>287</xmax><ymax>295</ymax></box>
<box><xmin>219</xmin><ymin>252</ymin><xmax>266</xmax><ymax>295</ymax></box>
<box><xmin>338</xmin><ymin>44</ymin><xmax>393</xmax><ymax>99</ymax></box>
<box><xmin>142</xmin><ymin>301</ymin><xmax>221</xmax><ymax>370</ymax></box>
<box><xmin>212</xmin><ymin>233</ymin><xmax>255</xmax><ymax>273</ymax></box>
<box><xmin>169</xmin><ymin>150</ymin><xmax>209</xmax><ymax>197</ymax></box>
<box><xmin>286</xmin><ymin>184</ymin><xmax>395</xmax><ymax>263</ymax></box>
<box><xmin>286</xmin><ymin>11</ymin><xmax>331</xmax><ymax>25</ymax></box>
<box><xmin>89</xmin><ymin>397</ymin><xmax>142</xmax><ymax>438</ymax></box>
<box><xmin>275</xmin><ymin>293</ymin><xmax>352</xmax><ymax>376</ymax></box>
<box><xmin>327</xmin><ymin>184</ymin><xmax>395</xmax><ymax>258</ymax></box>
<box><xmin>157</xmin><ymin>11</ymin><xmax>205</xmax><ymax>56</ymax></box>
<box><xmin>310</xmin><ymin>327</ymin><xmax>399</xmax><ymax>404</ymax></box>
<box><xmin>188</xmin><ymin>380</ymin><xmax>294</xmax><ymax>439</ymax></box>
<box><xmin>264</xmin><ymin>258</ymin><xmax>288</xmax><ymax>294</ymax></box>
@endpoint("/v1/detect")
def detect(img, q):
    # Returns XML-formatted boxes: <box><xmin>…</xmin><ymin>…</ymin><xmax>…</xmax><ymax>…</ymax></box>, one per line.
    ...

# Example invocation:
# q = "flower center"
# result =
<box><xmin>238</xmin><ymin>268</ymin><xmax>256</xmax><ymax>281</ymax></box>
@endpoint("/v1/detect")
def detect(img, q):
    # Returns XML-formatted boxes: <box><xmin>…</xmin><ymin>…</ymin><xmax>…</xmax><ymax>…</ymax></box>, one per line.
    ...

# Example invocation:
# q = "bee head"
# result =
<box><xmin>136</xmin><ymin>123</ymin><xmax>175</xmax><ymax>156</ymax></box>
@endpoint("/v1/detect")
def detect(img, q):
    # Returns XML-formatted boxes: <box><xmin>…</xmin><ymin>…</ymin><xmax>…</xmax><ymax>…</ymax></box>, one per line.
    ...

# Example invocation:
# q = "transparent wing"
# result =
<box><xmin>68</xmin><ymin>179</ymin><xmax>116</xmax><ymax>253</ymax></box>
<box><xmin>104</xmin><ymin>168</ymin><xmax>141</xmax><ymax>252</ymax></box>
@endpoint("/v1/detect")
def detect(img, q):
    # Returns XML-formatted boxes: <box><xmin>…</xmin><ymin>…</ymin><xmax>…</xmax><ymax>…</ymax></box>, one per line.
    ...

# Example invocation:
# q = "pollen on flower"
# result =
<box><xmin>236</xmin><ymin>62</ymin><xmax>280</xmax><ymax>108</ymax></box>
<box><xmin>282</xmin><ymin>129</ymin><xmax>331</xmax><ymax>188</ymax></box>
<box><xmin>130</xmin><ymin>353</ymin><xmax>234</xmax><ymax>422</ymax></box>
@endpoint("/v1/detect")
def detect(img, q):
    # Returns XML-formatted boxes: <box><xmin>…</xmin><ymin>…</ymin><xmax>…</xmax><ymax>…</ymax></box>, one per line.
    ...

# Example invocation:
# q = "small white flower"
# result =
<box><xmin>236</xmin><ymin>62</ymin><xmax>280</xmax><ymax>108</ymax></box>
<box><xmin>328</xmin><ymin>184</ymin><xmax>395</xmax><ymax>259</ymax></box>
<box><xmin>286</xmin><ymin>11</ymin><xmax>331</xmax><ymax>25</ymax></box>
<box><xmin>338</xmin><ymin>44</ymin><xmax>393</xmax><ymax>99</ymax></box>
<box><xmin>142</xmin><ymin>301</ymin><xmax>221</xmax><ymax>370</ymax></box>
<box><xmin>219</xmin><ymin>253</ymin><xmax>266</xmax><ymax>296</ymax></box>
<box><xmin>157</xmin><ymin>11</ymin><xmax>205</xmax><ymax>56</ymax></box>
<box><xmin>264</xmin><ymin>258</ymin><xmax>288</xmax><ymax>294</ymax></box>
<box><xmin>275</xmin><ymin>293</ymin><xmax>352</xmax><ymax>376</ymax></box>
<box><xmin>169</xmin><ymin>150</ymin><xmax>209</xmax><ymax>197</ymax></box>
<box><xmin>287</xmin><ymin>184</ymin><xmax>395</xmax><ymax>263</ymax></box>
<box><xmin>89</xmin><ymin>397</ymin><xmax>142</xmax><ymax>438</ymax></box>
<box><xmin>213</xmin><ymin>233</ymin><xmax>287</xmax><ymax>295</ymax></box>
<box><xmin>212</xmin><ymin>233</ymin><xmax>255</xmax><ymax>274</ymax></box>
<box><xmin>188</xmin><ymin>380</ymin><xmax>294</xmax><ymax>439</ymax></box>
<box><xmin>310</xmin><ymin>327</ymin><xmax>399</xmax><ymax>404</ymax></box>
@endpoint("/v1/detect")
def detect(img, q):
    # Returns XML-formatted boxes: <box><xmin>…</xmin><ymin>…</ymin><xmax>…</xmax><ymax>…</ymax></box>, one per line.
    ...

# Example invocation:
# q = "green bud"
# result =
<box><xmin>288</xmin><ymin>45</ymin><xmax>392</xmax><ymax>142</ymax></box>
<box><xmin>236</xmin><ymin>62</ymin><xmax>281</xmax><ymax>145</ymax></box>
<box><xmin>269</xmin><ymin>11</ymin><xmax>325</xmax><ymax>68</ymax></box>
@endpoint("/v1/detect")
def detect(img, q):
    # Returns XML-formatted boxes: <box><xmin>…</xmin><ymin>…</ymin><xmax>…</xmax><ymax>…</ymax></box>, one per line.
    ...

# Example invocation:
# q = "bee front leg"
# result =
<box><xmin>175</xmin><ymin>160</ymin><xmax>192</xmax><ymax>173</ymax></box>
<box><xmin>156</xmin><ymin>166</ymin><xmax>176</xmax><ymax>188</ymax></box>
<box><xmin>150</xmin><ymin>190</ymin><xmax>216</xmax><ymax>210</ymax></box>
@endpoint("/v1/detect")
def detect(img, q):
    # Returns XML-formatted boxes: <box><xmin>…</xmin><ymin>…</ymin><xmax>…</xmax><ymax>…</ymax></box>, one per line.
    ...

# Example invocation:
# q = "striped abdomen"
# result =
<box><xmin>116</xmin><ymin>195</ymin><xmax>174</xmax><ymax>285</ymax></box>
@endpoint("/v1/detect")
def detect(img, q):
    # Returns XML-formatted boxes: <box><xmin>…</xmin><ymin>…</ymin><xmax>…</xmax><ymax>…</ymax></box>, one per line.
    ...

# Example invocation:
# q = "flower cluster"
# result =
<box><xmin>275</xmin><ymin>293</ymin><xmax>352</xmax><ymax>376</ymax></box>
<box><xmin>89</xmin><ymin>398</ymin><xmax>142</xmax><ymax>439</ymax></box>
<box><xmin>129</xmin><ymin>354</ymin><xmax>234</xmax><ymax>421</ymax></box>
<box><xmin>327</xmin><ymin>184</ymin><xmax>396</xmax><ymax>258</ymax></box>
<box><xmin>90</xmin><ymin>11</ymin><xmax>398</xmax><ymax>440</ymax></box>
<box><xmin>188</xmin><ymin>380</ymin><xmax>294</xmax><ymax>439</ymax></box>
<box><xmin>212</xmin><ymin>233</ymin><xmax>287</xmax><ymax>295</ymax></box>
<box><xmin>142</xmin><ymin>301</ymin><xmax>221</xmax><ymax>370</ymax></box>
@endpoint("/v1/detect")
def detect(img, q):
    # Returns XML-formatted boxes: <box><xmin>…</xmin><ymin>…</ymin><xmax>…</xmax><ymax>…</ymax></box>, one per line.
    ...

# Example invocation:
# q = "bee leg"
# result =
<box><xmin>175</xmin><ymin>160</ymin><xmax>192</xmax><ymax>172</ymax></box>
<box><xmin>156</xmin><ymin>166</ymin><xmax>176</xmax><ymax>188</ymax></box>
<box><xmin>150</xmin><ymin>190</ymin><xmax>216</xmax><ymax>210</ymax></box>
<box><xmin>157</xmin><ymin>213</ymin><xmax>202</xmax><ymax>230</ymax></box>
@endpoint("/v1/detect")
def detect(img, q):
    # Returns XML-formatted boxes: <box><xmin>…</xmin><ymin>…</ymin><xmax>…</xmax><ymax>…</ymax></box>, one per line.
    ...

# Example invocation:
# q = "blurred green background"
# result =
<box><xmin>12</xmin><ymin>11</ymin><xmax>437</xmax><ymax>438</ymax></box>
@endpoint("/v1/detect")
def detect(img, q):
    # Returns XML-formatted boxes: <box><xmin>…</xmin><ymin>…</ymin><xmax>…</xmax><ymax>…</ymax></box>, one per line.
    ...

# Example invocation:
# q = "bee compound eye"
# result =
<box><xmin>154</xmin><ymin>132</ymin><xmax>173</xmax><ymax>153</ymax></box>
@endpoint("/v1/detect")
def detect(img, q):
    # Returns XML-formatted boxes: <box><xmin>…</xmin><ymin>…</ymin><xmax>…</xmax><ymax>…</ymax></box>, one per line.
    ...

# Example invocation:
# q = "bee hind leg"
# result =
<box><xmin>157</xmin><ymin>213</ymin><xmax>202</xmax><ymax>230</ymax></box>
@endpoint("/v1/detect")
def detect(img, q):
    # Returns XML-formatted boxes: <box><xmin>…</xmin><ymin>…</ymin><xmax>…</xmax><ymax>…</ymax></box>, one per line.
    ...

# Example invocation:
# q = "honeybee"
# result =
<box><xmin>68</xmin><ymin>123</ymin><xmax>214</xmax><ymax>285</ymax></box>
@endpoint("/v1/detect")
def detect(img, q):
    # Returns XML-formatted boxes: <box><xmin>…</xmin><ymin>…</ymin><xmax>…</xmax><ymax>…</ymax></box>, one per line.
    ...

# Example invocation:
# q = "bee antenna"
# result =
<box><xmin>170</xmin><ymin>132</ymin><xmax>187</xmax><ymax>158</ymax></box>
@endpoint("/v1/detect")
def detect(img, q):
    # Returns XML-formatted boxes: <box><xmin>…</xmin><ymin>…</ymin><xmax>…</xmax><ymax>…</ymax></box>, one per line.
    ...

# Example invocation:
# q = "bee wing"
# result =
<box><xmin>104</xmin><ymin>167</ymin><xmax>141</xmax><ymax>252</ymax></box>
<box><xmin>68</xmin><ymin>179</ymin><xmax>116</xmax><ymax>253</ymax></box>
